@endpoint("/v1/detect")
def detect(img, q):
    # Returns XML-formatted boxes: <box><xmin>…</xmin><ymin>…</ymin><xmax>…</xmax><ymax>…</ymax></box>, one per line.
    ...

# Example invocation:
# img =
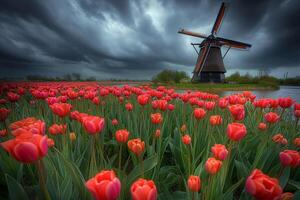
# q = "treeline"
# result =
<box><xmin>25</xmin><ymin>73</ymin><xmax>147</xmax><ymax>82</ymax></box>
<box><xmin>226</xmin><ymin>72</ymin><xmax>300</xmax><ymax>86</ymax></box>
<box><xmin>152</xmin><ymin>70</ymin><xmax>189</xmax><ymax>83</ymax></box>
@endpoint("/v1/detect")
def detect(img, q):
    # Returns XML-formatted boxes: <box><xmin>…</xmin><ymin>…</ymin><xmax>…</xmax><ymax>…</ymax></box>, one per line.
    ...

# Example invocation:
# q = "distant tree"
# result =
<box><xmin>152</xmin><ymin>70</ymin><xmax>189</xmax><ymax>83</ymax></box>
<box><xmin>72</xmin><ymin>73</ymin><xmax>81</xmax><ymax>81</ymax></box>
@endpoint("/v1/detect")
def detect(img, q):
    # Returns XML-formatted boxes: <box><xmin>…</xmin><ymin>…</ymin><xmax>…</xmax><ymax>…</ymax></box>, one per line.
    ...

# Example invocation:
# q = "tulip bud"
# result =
<box><xmin>188</xmin><ymin>175</ymin><xmax>201</xmax><ymax>192</ymax></box>
<box><xmin>182</xmin><ymin>134</ymin><xmax>191</xmax><ymax>145</ymax></box>
<box><xmin>69</xmin><ymin>132</ymin><xmax>76</xmax><ymax>141</ymax></box>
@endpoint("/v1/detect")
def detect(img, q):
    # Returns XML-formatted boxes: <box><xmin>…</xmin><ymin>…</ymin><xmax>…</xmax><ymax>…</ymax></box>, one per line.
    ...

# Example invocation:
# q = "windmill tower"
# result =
<box><xmin>178</xmin><ymin>2</ymin><xmax>252</xmax><ymax>83</ymax></box>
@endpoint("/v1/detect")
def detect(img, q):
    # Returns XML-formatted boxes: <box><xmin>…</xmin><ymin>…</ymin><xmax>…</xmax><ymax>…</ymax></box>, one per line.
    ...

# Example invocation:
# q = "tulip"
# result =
<box><xmin>227</xmin><ymin>123</ymin><xmax>247</xmax><ymax>141</ymax></box>
<box><xmin>180</xmin><ymin>124</ymin><xmax>187</xmax><ymax>132</ymax></box>
<box><xmin>167</xmin><ymin>104</ymin><xmax>175</xmax><ymax>111</ymax></box>
<box><xmin>293</xmin><ymin>138</ymin><xmax>300</xmax><ymax>147</ymax></box>
<box><xmin>280</xmin><ymin>192</ymin><xmax>294</xmax><ymax>200</ymax></box>
<box><xmin>85</xmin><ymin>170</ymin><xmax>121</xmax><ymax>200</ymax></box>
<box><xmin>272</xmin><ymin>134</ymin><xmax>288</xmax><ymax>145</ymax></box>
<box><xmin>193</xmin><ymin>108</ymin><xmax>206</xmax><ymax>120</ymax></box>
<box><xmin>7</xmin><ymin>92</ymin><xmax>20</xmax><ymax>102</ymax></box>
<box><xmin>182</xmin><ymin>134</ymin><xmax>191</xmax><ymax>145</ymax></box>
<box><xmin>188</xmin><ymin>175</ymin><xmax>201</xmax><ymax>192</ymax></box>
<box><xmin>151</xmin><ymin>113</ymin><xmax>163</xmax><ymax>124</ymax></box>
<box><xmin>137</xmin><ymin>94</ymin><xmax>150</xmax><ymax>106</ymax></box>
<box><xmin>154</xmin><ymin>129</ymin><xmax>161</xmax><ymax>138</ymax></box>
<box><xmin>125</xmin><ymin>103</ymin><xmax>133</xmax><ymax>111</ymax></box>
<box><xmin>279</xmin><ymin>150</ymin><xmax>300</xmax><ymax>167</ymax></box>
<box><xmin>245</xmin><ymin>169</ymin><xmax>282</xmax><ymax>200</ymax></box>
<box><xmin>69</xmin><ymin>132</ymin><xmax>76</xmax><ymax>141</ymax></box>
<box><xmin>82</xmin><ymin>116</ymin><xmax>105</xmax><ymax>135</ymax></box>
<box><xmin>47</xmin><ymin>138</ymin><xmax>55</xmax><ymax>147</ymax></box>
<box><xmin>278</xmin><ymin>97</ymin><xmax>293</xmax><ymax>109</ymax></box>
<box><xmin>218</xmin><ymin>98</ymin><xmax>228</xmax><ymax>109</ymax></box>
<box><xmin>205</xmin><ymin>157</ymin><xmax>222</xmax><ymax>175</ymax></box>
<box><xmin>209</xmin><ymin>115</ymin><xmax>222</xmax><ymax>126</ymax></box>
<box><xmin>0</xmin><ymin>108</ymin><xmax>10</xmax><ymax>121</ymax></box>
<box><xmin>128</xmin><ymin>138</ymin><xmax>145</xmax><ymax>156</ymax></box>
<box><xmin>205</xmin><ymin>101</ymin><xmax>215</xmax><ymax>110</ymax></box>
<box><xmin>228</xmin><ymin>104</ymin><xmax>245</xmax><ymax>121</ymax></box>
<box><xmin>115</xmin><ymin>129</ymin><xmax>130</xmax><ymax>143</ymax></box>
<box><xmin>211</xmin><ymin>144</ymin><xmax>228</xmax><ymax>161</ymax></box>
<box><xmin>131</xmin><ymin>178</ymin><xmax>157</xmax><ymax>200</ymax></box>
<box><xmin>294</xmin><ymin>110</ymin><xmax>300</xmax><ymax>118</ymax></box>
<box><xmin>10</xmin><ymin>118</ymin><xmax>46</xmax><ymax>136</ymax></box>
<box><xmin>48</xmin><ymin>124</ymin><xmax>67</xmax><ymax>135</ymax></box>
<box><xmin>0</xmin><ymin>131</ymin><xmax>48</xmax><ymax>163</ymax></box>
<box><xmin>111</xmin><ymin>119</ymin><xmax>119</xmax><ymax>126</ymax></box>
<box><xmin>264</xmin><ymin>112</ymin><xmax>280</xmax><ymax>124</ymax></box>
<box><xmin>0</xmin><ymin>129</ymin><xmax>7</xmax><ymax>137</ymax></box>
<box><xmin>50</xmin><ymin>103</ymin><xmax>72</xmax><ymax>117</ymax></box>
<box><xmin>258</xmin><ymin>123</ymin><xmax>267</xmax><ymax>131</ymax></box>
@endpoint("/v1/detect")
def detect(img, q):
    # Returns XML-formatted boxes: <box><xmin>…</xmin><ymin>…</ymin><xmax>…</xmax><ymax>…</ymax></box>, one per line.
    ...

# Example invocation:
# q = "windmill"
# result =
<box><xmin>178</xmin><ymin>2</ymin><xmax>252</xmax><ymax>83</ymax></box>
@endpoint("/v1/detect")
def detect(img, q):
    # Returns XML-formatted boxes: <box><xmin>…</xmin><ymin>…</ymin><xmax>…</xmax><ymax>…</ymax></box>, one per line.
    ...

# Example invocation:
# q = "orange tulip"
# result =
<box><xmin>188</xmin><ymin>175</ymin><xmax>201</xmax><ymax>192</ymax></box>
<box><xmin>209</xmin><ymin>115</ymin><xmax>222</xmax><ymax>126</ymax></box>
<box><xmin>128</xmin><ymin>138</ymin><xmax>145</xmax><ymax>156</ymax></box>
<box><xmin>182</xmin><ymin>134</ymin><xmax>191</xmax><ymax>145</ymax></box>
<box><xmin>205</xmin><ymin>157</ymin><xmax>222</xmax><ymax>175</ymax></box>
<box><xmin>211</xmin><ymin>144</ymin><xmax>228</xmax><ymax>161</ymax></box>
<box><xmin>85</xmin><ymin>170</ymin><xmax>121</xmax><ymax>200</ymax></box>
<box><xmin>131</xmin><ymin>178</ymin><xmax>157</xmax><ymax>200</ymax></box>
<box><xmin>115</xmin><ymin>129</ymin><xmax>130</xmax><ymax>143</ymax></box>
<box><xmin>151</xmin><ymin>113</ymin><xmax>163</xmax><ymax>124</ymax></box>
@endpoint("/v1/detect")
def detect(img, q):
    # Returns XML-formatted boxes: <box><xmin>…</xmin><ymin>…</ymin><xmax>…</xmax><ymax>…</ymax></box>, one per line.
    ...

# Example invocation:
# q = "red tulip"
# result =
<box><xmin>7</xmin><ymin>92</ymin><xmax>20</xmax><ymax>102</ymax></box>
<box><xmin>205</xmin><ymin>101</ymin><xmax>215</xmax><ymax>110</ymax></box>
<box><xmin>279</xmin><ymin>150</ymin><xmax>300</xmax><ymax>167</ymax></box>
<box><xmin>205</xmin><ymin>157</ymin><xmax>222</xmax><ymax>175</ymax></box>
<box><xmin>258</xmin><ymin>123</ymin><xmax>267</xmax><ymax>131</ymax></box>
<box><xmin>218</xmin><ymin>98</ymin><xmax>228</xmax><ymax>109</ymax></box>
<box><xmin>167</xmin><ymin>104</ymin><xmax>175</xmax><ymax>111</ymax></box>
<box><xmin>82</xmin><ymin>116</ymin><xmax>105</xmax><ymax>135</ymax></box>
<box><xmin>154</xmin><ymin>129</ymin><xmax>161</xmax><ymax>138</ymax></box>
<box><xmin>50</xmin><ymin>103</ymin><xmax>72</xmax><ymax>117</ymax></box>
<box><xmin>151</xmin><ymin>113</ymin><xmax>163</xmax><ymax>124</ymax></box>
<box><xmin>115</xmin><ymin>129</ymin><xmax>129</xmax><ymax>143</ymax></box>
<box><xmin>227</xmin><ymin>123</ymin><xmax>247</xmax><ymax>141</ymax></box>
<box><xmin>294</xmin><ymin>110</ymin><xmax>300</xmax><ymax>118</ymax></box>
<box><xmin>10</xmin><ymin>118</ymin><xmax>46</xmax><ymax>136</ymax></box>
<box><xmin>280</xmin><ymin>192</ymin><xmax>294</xmax><ymax>200</ymax></box>
<box><xmin>0</xmin><ymin>108</ymin><xmax>10</xmax><ymax>121</ymax></box>
<box><xmin>111</xmin><ymin>119</ymin><xmax>119</xmax><ymax>126</ymax></box>
<box><xmin>272</xmin><ymin>134</ymin><xmax>287</xmax><ymax>145</ymax></box>
<box><xmin>0</xmin><ymin>129</ymin><xmax>7</xmax><ymax>137</ymax></box>
<box><xmin>265</xmin><ymin>112</ymin><xmax>280</xmax><ymax>124</ymax></box>
<box><xmin>85</xmin><ymin>170</ymin><xmax>121</xmax><ymax>200</ymax></box>
<box><xmin>293</xmin><ymin>138</ymin><xmax>300</xmax><ymax>147</ymax></box>
<box><xmin>0</xmin><ymin>131</ymin><xmax>48</xmax><ymax>163</ymax></box>
<box><xmin>182</xmin><ymin>134</ymin><xmax>191</xmax><ymax>145</ymax></box>
<box><xmin>228</xmin><ymin>104</ymin><xmax>245</xmax><ymax>121</ymax></box>
<box><xmin>193</xmin><ymin>108</ymin><xmax>206</xmax><ymax>120</ymax></box>
<box><xmin>125</xmin><ymin>103</ymin><xmax>133</xmax><ymax>111</ymax></box>
<box><xmin>187</xmin><ymin>175</ymin><xmax>201</xmax><ymax>192</ymax></box>
<box><xmin>49</xmin><ymin>124</ymin><xmax>67</xmax><ymax>135</ymax></box>
<box><xmin>131</xmin><ymin>178</ymin><xmax>157</xmax><ymax>200</ymax></box>
<box><xmin>211</xmin><ymin>144</ymin><xmax>228</xmax><ymax>161</ymax></box>
<box><xmin>137</xmin><ymin>94</ymin><xmax>150</xmax><ymax>106</ymax></box>
<box><xmin>294</xmin><ymin>103</ymin><xmax>300</xmax><ymax>110</ymax></box>
<box><xmin>47</xmin><ymin>138</ymin><xmax>55</xmax><ymax>147</ymax></box>
<box><xmin>92</xmin><ymin>97</ymin><xmax>100</xmax><ymax>105</ymax></box>
<box><xmin>278</xmin><ymin>97</ymin><xmax>293</xmax><ymax>109</ymax></box>
<box><xmin>245</xmin><ymin>169</ymin><xmax>282</xmax><ymax>200</ymax></box>
<box><xmin>128</xmin><ymin>138</ymin><xmax>145</xmax><ymax>156</ymax></box>
<box><xmin>209</xmin><ymin>115</ymin><xmax>222</xmax><ymax>126</ymax></box>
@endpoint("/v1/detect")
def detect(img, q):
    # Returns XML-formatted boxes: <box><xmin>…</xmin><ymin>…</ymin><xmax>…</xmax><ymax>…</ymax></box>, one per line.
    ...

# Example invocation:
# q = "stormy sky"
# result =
<box><xmin>0</xmin><ymin>0</ymin><xmax>300</xmax><ymax>80</ymax></box>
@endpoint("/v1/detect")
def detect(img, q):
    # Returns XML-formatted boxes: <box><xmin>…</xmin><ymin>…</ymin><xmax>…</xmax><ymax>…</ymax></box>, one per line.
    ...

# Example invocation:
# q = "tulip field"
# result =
<box><xmin>0</xmin><ymin>81</ymin><xmax>300</xmax><ymax>200</ymax></box>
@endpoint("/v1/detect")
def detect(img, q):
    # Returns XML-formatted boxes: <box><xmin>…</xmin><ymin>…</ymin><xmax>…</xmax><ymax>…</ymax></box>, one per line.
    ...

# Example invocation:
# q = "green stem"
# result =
<box><xmin>37</xmin><ymin>160</ymin><xmax>51</xmax><ymax>200</ymax></box>
<box><xmin>118</xmin><ymin>144</ymin><xmax>123</xmax><ymax>172</ymax></box>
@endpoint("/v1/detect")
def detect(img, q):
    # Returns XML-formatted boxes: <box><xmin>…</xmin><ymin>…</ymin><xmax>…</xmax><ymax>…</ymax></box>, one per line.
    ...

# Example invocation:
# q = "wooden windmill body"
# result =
<box><xmin>178</xmin><ymin>2</ymin><xmax>252</xmax><ymax>83</ymax></box>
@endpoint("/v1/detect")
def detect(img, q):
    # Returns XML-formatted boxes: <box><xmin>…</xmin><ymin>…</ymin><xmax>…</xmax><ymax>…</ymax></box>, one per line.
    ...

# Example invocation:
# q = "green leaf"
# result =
<box><xmin>279</xmin><ymin>167</ymin><xmax>290</xmax><ymax>188</ymax></box>
<box><xmin>5</xmin><ymin>174</ymin><xmax>29</xmax><ymax>200</ymax></box>
<box><xmin>223</xmin><ymin>178</ymin><xmax>244</xmax><ymax>199</ymax></box>
<box><xmin>288</xmin><ymin>180</ymin><xmax>300</xmax><ymax>190</ymax></box>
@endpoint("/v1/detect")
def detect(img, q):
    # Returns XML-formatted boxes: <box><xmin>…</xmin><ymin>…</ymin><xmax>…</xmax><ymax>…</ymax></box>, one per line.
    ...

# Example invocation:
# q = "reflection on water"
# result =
<box><xmin>217</xmin><ymin>86</ymin><xmax>300</xmax><ymax>102</ymax></box>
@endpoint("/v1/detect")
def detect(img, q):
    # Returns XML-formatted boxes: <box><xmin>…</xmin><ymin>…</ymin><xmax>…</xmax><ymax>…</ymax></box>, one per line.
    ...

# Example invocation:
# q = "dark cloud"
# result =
<box><xmin>0</xmin><ymin>0</ymin><xmax>300</xmax><ymax>79</ymax></box>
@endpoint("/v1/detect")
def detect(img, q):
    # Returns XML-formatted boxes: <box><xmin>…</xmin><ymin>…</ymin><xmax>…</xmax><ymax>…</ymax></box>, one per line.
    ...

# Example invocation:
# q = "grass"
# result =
<box><xmin>151</xmin><ymin>82</ymin><xmax>279</xmax><ymax>92</ymax></box>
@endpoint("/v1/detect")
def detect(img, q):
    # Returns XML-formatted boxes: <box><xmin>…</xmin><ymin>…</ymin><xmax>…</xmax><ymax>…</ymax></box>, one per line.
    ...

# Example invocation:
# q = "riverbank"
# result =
<box><xmin>151</xmin><ymin>83</ymin><xmax>279</xmax><ymax>92</ymax></box>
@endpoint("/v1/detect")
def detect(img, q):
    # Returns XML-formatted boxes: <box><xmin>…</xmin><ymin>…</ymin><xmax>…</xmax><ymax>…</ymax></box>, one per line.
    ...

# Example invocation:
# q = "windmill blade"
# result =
<box><xmin>178</xmin><ymin>29</ymin><xmax>207</xmax><ymax>39</ymax></box>
<box><xmin>217</xmin><ymin>37</ymin><xmax>252</xmax><ymax>49</ymax></box>
<box><xmin>194</xmin><ymin>43</ymin><xmax>211</xmax><ymax>75</ymax></box>
<box><xmin>211</xmin><ymin>2</ymin><xmax>228</xmax><ymax>35</ymax></box>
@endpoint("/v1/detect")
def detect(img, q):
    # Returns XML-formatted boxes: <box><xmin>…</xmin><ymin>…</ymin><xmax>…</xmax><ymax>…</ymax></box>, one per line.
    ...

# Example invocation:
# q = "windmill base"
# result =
<box><xmin>192</xmin><ymin>72</ymin><xmax>225</xmax><ymax>83</ymax></box>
